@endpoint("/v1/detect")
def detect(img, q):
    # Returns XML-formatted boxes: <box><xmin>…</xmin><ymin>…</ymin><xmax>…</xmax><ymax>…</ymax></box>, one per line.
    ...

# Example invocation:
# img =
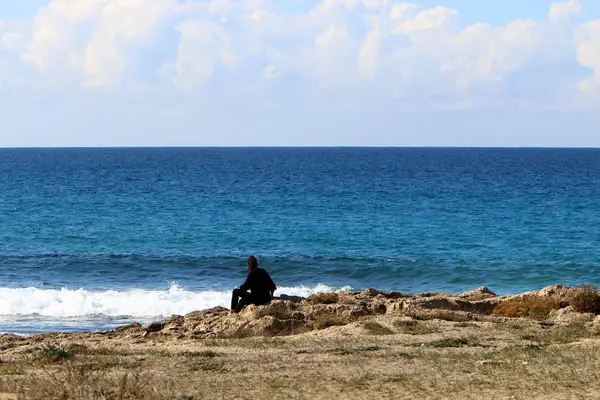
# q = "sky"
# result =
<box><xmin>0</xmin><ymin>0</ymin><xmax>599</xmax><ymax>147</ymax></box>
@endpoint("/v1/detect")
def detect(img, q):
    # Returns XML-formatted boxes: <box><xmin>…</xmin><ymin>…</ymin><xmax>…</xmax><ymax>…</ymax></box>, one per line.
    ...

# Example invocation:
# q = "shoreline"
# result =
<box><xmin>2</xmin><ymin>285</ymin><xmax>600</xmax><ymax>399</ymax></box>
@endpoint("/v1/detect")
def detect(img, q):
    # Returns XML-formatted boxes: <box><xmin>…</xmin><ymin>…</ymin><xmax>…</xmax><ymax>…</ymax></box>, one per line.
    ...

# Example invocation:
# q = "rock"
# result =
<box><xmin>370</xmin><ymin>302</ymin><xmax>387</xmax><ymax>314</ymax></box>
<box><xmin>539</xmin><ymin>285</ymin><xmax>570</xmax><ymax>298</ymax></box>
<box><xmin>586</xmin><ymin>315</ymin><xmax>600</xmax><ymax>333</ymax></box>
<box><xmin>165</xmin><ymin>315</ymin><xmax>185</xmax><ymax>324</ymax></box>
<box><xmin>144</xmin><ymin>322</ymin><xmax>165</xmax><ymax>334</ymax></box>
<box><xmin>377</xmin><ymin>291</ymin><xmax>408</xmax><ymax>299</ymax></box>
<box><xmin>460</xmin><ymin>287</ymin><xmax>497</xmax><ymax>300</ymax></box>
<box><xmin>549</xmin><ymin>306</ymin><xmax>594</xmax><ymax>325</ymax></box>
<box><xmin>277</xmin><ymin>294</ymin><xmax>305</xmax><ymax>303</ymax></box>
<box><xmin>110</xmin><ymin>287</ymin><xmax>555</xmax><ymax>340</ymax></box>
<box><xmin>363</xmin><ymin>288</ymin><xmax>380</xmax><ymax>297</ymax></box>
<box><xmin>407</xmin><ymin>309</ymin><xmax>480</xmax><ymax>322</ymax></box>
<box><xmin>338</xmin><ymin>295</ymin><xmax>358</xmax><ymax>305</ymax></box>
<box><xmin>386</xmin><ymin>302</ymin><xmax>405</xmax><ymax>314</ymax></box>
<box><xmin>240</xmin><ymin>300</ymin><xmax>300</xmax><ymax>321</ymax></box>
<box><xmin>404</xmin><ymin>297</ymin><xmax>498</xmax><ymax>315</ymax></box>
<box><xmin>163</xmin><ymin>315</ymin><xmax>185</xmax><ymax>331</ymax></box>
<box><xmin>239</xmin><ymin>316</ymin><xmax>309</xmax><ymax>337</ymax></box>
<box><xmin>111</xmin><ymin>323</ymin><xmax>143</xmax><ymax>336</ymax></box>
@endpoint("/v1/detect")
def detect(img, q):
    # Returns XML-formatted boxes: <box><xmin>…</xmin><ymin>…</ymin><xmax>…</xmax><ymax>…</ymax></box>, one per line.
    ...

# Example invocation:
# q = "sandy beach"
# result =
<box><xmin>2</xmin><ymin>285</ymin><xmax>600</xmax><ymax>399</ymax></box>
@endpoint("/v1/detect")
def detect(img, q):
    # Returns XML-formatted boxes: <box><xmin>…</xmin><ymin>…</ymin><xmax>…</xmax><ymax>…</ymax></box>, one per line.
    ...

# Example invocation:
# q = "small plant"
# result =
<box><xmin>329</xmin><ymin>346</ymin><xmax>381</xmax><ymax>355</ymax></box>
<box><xmin>492</xmin><ymin>295</ymin><xmax>561</xmax><ymax>320</ymax></box>
<box><xmin>357</xmin><ymin>346</ymin><xmax>382</xmax><ymax>352</ymax></box>
<box><xmin>363</xmin><ymin>321</ymin><xmax>394</xmax><ymax>335</ymax></box>
<box><xmin>520</xmin><ymin>334</ymin><xmax>534</xmax><ymax>340</ymax></box>
<box><xmin>311</xmin><ymin>315</ymin><xmax>345</xmax><ymax>330</ymax></box>
<box><xmin>427</xmin><ymin>338</ymin><xmax>469</xmax><ymax>348</ymax></box>
<box><xmin>187</xmin><ymin>358</ymin><xmax>227</xmax><ymax>372</ymax></box>
<box><xmin>309</xmin><ymin>293</ymin><xmax>339</xmax><ymax>304</ymax></box>
<box><xmin>187</xmin><ymin>350</ymin><xmax>219</xmax><ymax>358</ymax></box>
<box><xmin>394</xmin><ymin>319</ymin><xmax>439</xmax><ymax>335</ymax></box>
<box><xmin>567</xmin><ymin>285</ymin><xmax>600</xmax><ymax>314</ymax></box>
<box><xmin>394</xmin><ymin>352</ymin><xmax>417</xmax><ymax>359</ymax></box>
<box><xmin>38</xmin><ymin>343</ymin><xmax>73</xmax><ymax>362</ymax></box>
<box><xmin>455</xmin><ymin>322</ymin><xmax>477</xmax><ymax>328</ymax></box>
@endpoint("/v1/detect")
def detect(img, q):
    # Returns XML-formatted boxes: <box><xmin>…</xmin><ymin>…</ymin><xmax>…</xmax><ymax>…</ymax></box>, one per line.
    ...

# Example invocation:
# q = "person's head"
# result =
<box><xmin>247</xmin><ymin>255</ymin><xmax>258</xmax><ymax>271</ymax></box>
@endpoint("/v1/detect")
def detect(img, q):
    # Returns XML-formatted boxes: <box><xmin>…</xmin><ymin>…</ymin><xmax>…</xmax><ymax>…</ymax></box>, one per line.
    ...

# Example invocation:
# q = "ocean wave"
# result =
<box><xmin>0</xmin><ymin>283</ymin><xmax>349</xmax><ymax>319</ymax></box>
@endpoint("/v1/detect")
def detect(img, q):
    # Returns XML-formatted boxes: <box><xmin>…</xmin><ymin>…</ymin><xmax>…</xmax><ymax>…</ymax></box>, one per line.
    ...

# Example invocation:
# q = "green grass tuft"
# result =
<box><xmin>38</xmin><ymin>343</ymin><xmax>73</xmax><ymax>362</ymax></box>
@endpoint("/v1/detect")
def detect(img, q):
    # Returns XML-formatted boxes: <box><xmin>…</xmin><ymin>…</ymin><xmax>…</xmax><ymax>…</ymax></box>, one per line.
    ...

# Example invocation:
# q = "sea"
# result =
<box><xmin>0</xmin><ymin>147</ymin><xmax>599</xmax><ymax>334</ymax></box>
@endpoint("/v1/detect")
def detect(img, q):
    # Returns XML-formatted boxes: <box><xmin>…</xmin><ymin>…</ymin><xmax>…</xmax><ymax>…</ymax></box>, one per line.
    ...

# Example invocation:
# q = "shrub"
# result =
<box><xmin>492</xmin><ymin>295</ymin><xmax>560</xmax><ymax>320</ymax></box>
<box><xmin>567</xmin><ymin>285</ymin><xmax>600</xmax><ymax>314</ymax></box>
<box><xmin>309</xmin><ymin>293</ymin><xmax>339</xmax><ymax>304</ymax></box>
<box><xmin>362</xmin><ymin>321</ymin><xmax>394</xmax><ymax>335</ymax></box>
<box><xmin>38</xmin><ymin>343</ymin><xmax>73</xmax><ymax>362</ymax></box>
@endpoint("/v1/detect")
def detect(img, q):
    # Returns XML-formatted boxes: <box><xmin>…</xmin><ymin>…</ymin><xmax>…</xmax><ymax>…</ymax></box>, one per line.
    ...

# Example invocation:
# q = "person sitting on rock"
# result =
<box><xmin>231</xmin><ymin>255</ymin><xmax>277</xmax><ymax>313</ymax></box>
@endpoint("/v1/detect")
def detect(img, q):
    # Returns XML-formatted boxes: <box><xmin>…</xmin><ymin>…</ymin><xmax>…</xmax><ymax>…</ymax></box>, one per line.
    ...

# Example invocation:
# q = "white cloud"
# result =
<box><xmin>166</xmin><ymin>20</ymin><xmax>238</xmax><ymax>90</ymax></box>
<box><xmin>549</xmin><ymin>0</ymin><xmax>582</xmax><ymax>21</ymax></box>
<box><xmin>23</xmin><ymin>0</ymin><xmax>104</xmax><ymax>75</ymax></box>
<box><xmin>358</xmin><ymin>24</ymin><xmax>381</xmax><ymax>79</ymax></box>
<box><xmin>0</xmin><ymin>0</ymin><xmax>596</xmax><ymax>106</ymax></box>
<box><xmin>576</xmin><ymin>19</ymin><xmax>600</xmax><ymax>93</ymax></box>
<box><xmin>22</xmin><ymin>0</ymin><xmax>180</xmax><ymax>86</ymax></box>
<box><xmin>395</xmin><ymin>6</ymin><xmax>458</xmax><ymax>33</ymax></box>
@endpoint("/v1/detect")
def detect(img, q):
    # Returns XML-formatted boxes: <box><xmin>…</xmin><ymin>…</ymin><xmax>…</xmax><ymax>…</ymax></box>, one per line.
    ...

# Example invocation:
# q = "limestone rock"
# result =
<box><xmin>539</xmin><ymin>285</ymin><xmax>570</xmax><ymax>298</ymax></box>
<box><xmin>459</xmin><ymin>287</ymin><xmax>497</xmax><ymax>300</ymax></box>
<box><xmin>549</xmin><ymin>306</ymin><xmax>594</xmax><ymax>325</ymax></box>
<box><xmin>240</xmin><ymin>300</ymin><xmax>300</xmax><ymax>321</ymax></box>
<box><xmin>277</xmin><ymin>294</ymin><xmax>306</xmax><ymax>303</ymax></box>
<box><xmin>370</xmin><ymin>302</ymin><xmax>387</xmax><ymax>314</ymax></box>
<box><xmin>112</xmin><ymin>323</ymin><xmax>143</xmax><ymax>337</ymax></box>
<box><xmin>237</xmin><ymin>316</ymin><xmax>309</xmax><ymax>337</ymax></box>
<box><xmin>404</xmin><ymin>297</ymin><xmax>498</xmax><ymax>315</ymax></box>
<box><xmin>144</xmin><ymin>322</ymin><xmax>165</xmax><ymax>334</ymax></box>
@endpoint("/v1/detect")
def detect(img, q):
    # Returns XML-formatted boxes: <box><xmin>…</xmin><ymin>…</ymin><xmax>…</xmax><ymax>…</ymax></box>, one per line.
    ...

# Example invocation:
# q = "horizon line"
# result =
<box><xmin>1</xmin><ymin>145</ymin><xmax>600</xmax><ymax>150</ymax></box>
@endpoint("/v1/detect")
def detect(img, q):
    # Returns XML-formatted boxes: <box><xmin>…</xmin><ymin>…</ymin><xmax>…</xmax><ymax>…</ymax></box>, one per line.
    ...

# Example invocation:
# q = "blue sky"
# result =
<box><xmin>0</xmin><ymin>0</ymin><xmax>599</xmax><ymax>147</ymax></box>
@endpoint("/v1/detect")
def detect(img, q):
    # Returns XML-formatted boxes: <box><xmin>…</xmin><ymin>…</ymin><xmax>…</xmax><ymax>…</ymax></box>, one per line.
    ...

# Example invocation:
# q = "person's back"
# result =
<box><xmin>241</xmin><ymin>267</ymin><xmax>276</xmax><ymax>304</ymax></box>
<box><xmin>231</xmin><ymin>256</ymin><xmax>277</xmax><ymax>313</ymax></box>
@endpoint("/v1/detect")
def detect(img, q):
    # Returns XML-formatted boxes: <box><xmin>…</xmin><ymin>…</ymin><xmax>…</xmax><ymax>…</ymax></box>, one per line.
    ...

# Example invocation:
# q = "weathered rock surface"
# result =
<box><xmin>109</xmin><ymin>287</ymin><xmax>526</xmax><ymax>340</ymax></box>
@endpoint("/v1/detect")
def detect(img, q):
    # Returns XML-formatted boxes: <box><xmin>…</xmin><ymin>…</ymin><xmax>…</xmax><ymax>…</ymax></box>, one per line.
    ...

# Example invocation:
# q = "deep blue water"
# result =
<box><xmin>1</xmin><ymin>147</ymin><xmax>599</xmax><ymax>333</ymax></box>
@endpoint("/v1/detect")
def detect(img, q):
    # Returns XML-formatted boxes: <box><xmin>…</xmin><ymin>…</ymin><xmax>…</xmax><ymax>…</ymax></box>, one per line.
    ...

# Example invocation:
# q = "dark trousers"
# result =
<box><xmin>231</xmin><ymin>289</ymin><xmax>269</xmax><ymax>312</ymax></box>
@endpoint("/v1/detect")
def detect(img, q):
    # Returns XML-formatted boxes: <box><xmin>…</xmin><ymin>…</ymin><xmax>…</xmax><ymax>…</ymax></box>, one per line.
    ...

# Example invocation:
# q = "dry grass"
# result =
<box><xmin>3</xmin><ymin>313</ymin><xmax>600</xmax><ymax>399</ymax></box>
<box><xmin>567</xmin><ymin>285</ymin><xmax>600</xmax><ymax>314</ymax></box>
<box><xmin>492</xmin><ymin>295</ymin><xmax>561</xmax><ymax>320</ymax></box>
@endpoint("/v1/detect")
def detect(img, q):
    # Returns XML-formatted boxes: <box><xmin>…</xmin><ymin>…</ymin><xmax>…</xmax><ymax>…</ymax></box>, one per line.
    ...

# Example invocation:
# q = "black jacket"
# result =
<box><xmin>239</xmin><ymin>268</ymin><xmax>277</xmax><ymax>303</ymax></box>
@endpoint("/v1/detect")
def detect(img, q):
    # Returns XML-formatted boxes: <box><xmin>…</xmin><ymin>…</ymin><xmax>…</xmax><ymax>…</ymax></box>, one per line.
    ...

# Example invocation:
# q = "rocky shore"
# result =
<box><xmin>2</xmin><ymin>285</ymin><xmax>600</xmax><ymax>399</ymax></box>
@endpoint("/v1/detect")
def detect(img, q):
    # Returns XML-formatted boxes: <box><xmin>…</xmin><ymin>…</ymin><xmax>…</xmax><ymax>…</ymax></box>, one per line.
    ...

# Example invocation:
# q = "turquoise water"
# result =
<box><xmin>0</xmin><ymin>148</ymin><xmax>599</xmax><ymax>333</ymax></box>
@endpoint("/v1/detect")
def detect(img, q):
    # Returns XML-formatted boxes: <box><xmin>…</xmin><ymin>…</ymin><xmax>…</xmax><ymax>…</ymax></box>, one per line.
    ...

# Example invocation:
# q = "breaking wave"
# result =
<box><xmin>0</xmin><ymin>283</ymin><xmax>349</xmax><ymax>319</ymax></box>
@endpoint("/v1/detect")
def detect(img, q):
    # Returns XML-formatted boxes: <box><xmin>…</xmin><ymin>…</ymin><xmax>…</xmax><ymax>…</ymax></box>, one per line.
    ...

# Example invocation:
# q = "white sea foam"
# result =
<box><xmin>0</xmin><ymin>283</ymin><xmax>349</xmax><ymax>319</ymax></box>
